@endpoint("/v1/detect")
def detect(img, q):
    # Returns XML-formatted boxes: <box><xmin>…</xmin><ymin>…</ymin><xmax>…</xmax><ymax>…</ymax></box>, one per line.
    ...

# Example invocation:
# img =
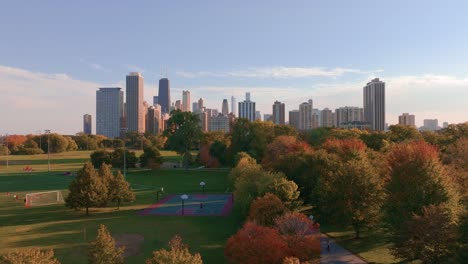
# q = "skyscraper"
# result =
<box><xmin>222</xmin><ymin>99</ymin><xmax>229</xmax><ymax>115</ymax></box>
<box><xmin>321</xmin><ymin>108</ymin><xmax>333</xmax><ymax>127</ymax></box>
<box><xmin>231</xmin><ymin>96</ymin><xmax>237</xmax><ymax>117</ymax></box>
<box><xmin>335</xmin><ymin>106</ymin><xmax>364</xmax><ymax>127</ymax></box>
<box><xmin>153</xmin><ymin>96</ymin><xmax>159</xmax><ymax>106</ymax></box>
<box><xmin>126</xmin><ymin>72</ymin><xmax>145</xmax><ymax>133</ymax></box>
<box><xmin>238</xmin><ymin>92</ymin><xmax>256</xmax><ymax>121</ymax></box>
<box><xmin>422</xmin><ymin>119</ymin><xmax>439</xmax><ymax>131</ymax></box>
<box><xmin>363</xmin><ymin>78</ymin><xmax>385</xmax><ymax>131</ymax></box>
<box><xmin>299</xmin><ymin>99</ymin><xmax>313</xmax><ymax>131</ymax></box>
<box><xmin>272</xmin><ymin>101</ymin><xmax>285</xmax><ymax>125</ymax></box>
<box><xmin>289</xmin><ymin>110</ymin><xmax>300</xmax><ymax>130</ymax></box>
<box><xmin>83</xmin><ymin>114</ymin><xmax>92</xmax><ymax>135</ymax></box>
<box><xmin>398</xmin><ymin>113</ymin><xmax>416</xmax><ymax>127</ymax></box>
<box><xmin>192</xmin><ymin>102</ymin><xmax>199</xmax><ymax>113</ymax></box>
<box><xmin>147</xmin><ymin>105</ymin><xmax>162</xmax><ymax>134</ymax></box>
<box><xmin>158</xmin><ymin>78</ymin><xmax>171</xmax><ymax>114</ymax></box>
<box><xmin>255</xmin><ymin>111</ymin><xmax>262</xmax><ymax>121</ymax></box>
<box><xmin>96</xmin><ymin>88</ymin><xmax>123</xmax><ymax>138</ymax></box>
<box><xmin>182</xmin><ymin>90</ymin><xmax>191</xmax><ymax>112</ymax></box>
<box><xmin>210</xmin><ymin>114</ymin><xmax>230</xmax><ymax>133</ymax></box>
<box><xmin>198</xmin><ymin>98</ymin><xmax>204</xmax><ymax>112</ymax></box>
<box><xmin>175</xmin><ymin>100</ymin><xmax>182</xmax><ymax>110</ymax></box>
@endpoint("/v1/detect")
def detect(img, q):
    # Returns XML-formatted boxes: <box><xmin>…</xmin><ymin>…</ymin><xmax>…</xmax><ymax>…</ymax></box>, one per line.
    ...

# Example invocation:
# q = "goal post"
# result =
<box><xmin>25</xmin><ymin>190</ymin><xmax>65</xmax><ymax>207</ymax></box>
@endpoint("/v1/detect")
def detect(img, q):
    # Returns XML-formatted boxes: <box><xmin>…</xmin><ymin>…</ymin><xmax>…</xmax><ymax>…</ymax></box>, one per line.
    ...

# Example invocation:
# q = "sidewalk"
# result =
<box><xmin>321</xmin><ymin>234</ymin><xmax>367</xmax><ymax>264</ymax></box>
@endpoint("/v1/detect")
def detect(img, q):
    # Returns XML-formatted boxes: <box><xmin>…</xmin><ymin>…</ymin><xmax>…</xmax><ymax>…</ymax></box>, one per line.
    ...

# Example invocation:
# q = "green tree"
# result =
<box><xmin>110</xmin><ymin>148</ymin><xmax>137</xmax><ymax>169</ymax></box>
<box><xmin>262</xmin><ymin>177</ymin><xmax>302</xmax><ymax>210</ymax></box>
<box><xmin>97</xmin><ymin>163</ymin><xmax>113</xmax><ymax>206</ymax></box>
<box><xmin>109</xmin><ymin>171</ymin><xmax>135</xmax><ymax>209</ymax></box>
<box><xmin>209</xmin><ymin>140</ymin><xmax>228</xmax><ymax>166</ymax></box>
<box><xmin>0</xmin><ymin>248</ymin><xmax>60</xmax><ymax>264</ymax></box>
<box><xmin>146</xmin><ymin>235</ymin><xmax>203</xmax><ymax>264</ymax></box>
<box><xmin>65</xmin><ymin>162</ymin><xmax>107</xmax><ymax>215</ymax></box>
<box><xmin>359</xmin><ymin>131</ymin><xmax>389</xmax><ymax>151</ymax></box>
<box><xmin>387</xmin><ymin>124</ymin><xmax>422</xmax><ymax>143</ymax></box>
<box><xmin>65</xmin><ymin>136</ymin><xmax>78</xmax><ymax>151</ymax></box>
<box><xmin>390</xmin><ymin>204</ymin><xmax>458</xmax><ymax>263</ymax></box>
<box><xmin>90</xmin><ymin>150</ymin><xmax>111</xmax><ymax>168</ymax></box>
<box><xmin>164</xmin><ymin>110</ymin><xmax>202</xmax><ymax>169</ymax></box>
<box><xmin>88</xmin><ymin>224</ymin><xmax>124</xmax><ymax>264</ymax></box>
<box><xmin>140</xmin><ymin>146</ymin><xmax>163</xmax><ymax>169</ymax></box>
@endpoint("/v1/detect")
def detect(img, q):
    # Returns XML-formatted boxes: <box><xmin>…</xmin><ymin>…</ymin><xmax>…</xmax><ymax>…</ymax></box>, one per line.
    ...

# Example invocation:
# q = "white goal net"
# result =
<box><xmin>25</xmin><ymin>190</ymin><xmax>65</xmax><ymax>207</ymax></box>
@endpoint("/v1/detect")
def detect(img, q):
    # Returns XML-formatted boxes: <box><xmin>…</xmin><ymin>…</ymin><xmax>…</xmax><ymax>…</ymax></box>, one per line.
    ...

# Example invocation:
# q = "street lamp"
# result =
<box><xmin>180</xmin><ymin>194</ymin><xmax>189</xmax><ymax>215</ymax></box>
<box><xmin>120</xmin><ymin>127</ymin><xmax>128</xmax><ymax>179</ymax></box>
<box><xmin>44</xmin><ymin>130</ymin><xmax>51</xmax><ymax>173</ymax></box>
<box><xmin>156</xmin><ymin>187</ymin><xmax>164</xmax><ymax>202</ymax></box>
<box><xmin>200</xmin><ymin>181</ymin><xmax>206</xmax><ymax>194</ymax></box>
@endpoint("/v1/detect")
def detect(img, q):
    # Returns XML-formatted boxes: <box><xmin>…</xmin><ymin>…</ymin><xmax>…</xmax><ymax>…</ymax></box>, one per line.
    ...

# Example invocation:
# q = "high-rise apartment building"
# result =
<box><xmin>321</xmin><ymin>108</ymin><xmax>333</xmax><ymax>127</ymax></box>
<box><xmin>238</xmin><ymin>93</ymin><xmax>256</xmax><ymax>121</ymax></box>
<box><xmin>96</xmin><ymin>88</ymin><xmax>124</xmax><ymax>138</ymax></box>
<box><xmin>299</xmin><ymin>99</ymin><xmax>314</xmax><ymax>131</ymax></box>
<box><xmin>182</xmin><ymin>90</ymin><xmax>191</xmax><ymax>112</ymax></box>
<box><xmin>398</xmin><ymin>113</ymin><xmax>416</xmax><ymax>127</ymax></box>
<box><xmin>83</xmin><ymin>114</ymin><xmax>92</xmax><ymax>135</ymax></box>
<box><xmin>198</xmin><ymin>98</ymin><xmax>204</xmax><ymax>112</ymax></box>
<box><xmin>255</xmin><ymin>111</ymin><xmax>262</xmax><ymax>121</ymax></box>
<box><xmin>198</xmin><ymin>111</ymin><xmax>209</xmax><ymax>132</ymax></box>
<box><xmin>158</xmin><ymin>78</ymin><xmax>171</xmax><ymax>113</ymax></box>
<box><xmin>272</xmin><ymin>101</ymin><xmax>285</xmax><ymax>125</ymax></box>
<box><xmin>363</xmin><ymin>78</ymin><xmax>385</xmax><ymax>131</ymax></box>
<box><xmin>443</xmin><ymin>122</ymin><xmax>449</xmax><ymax>128</ymax></box>
<box><xmin>312</xmin><ymin>109</ymin><xmax>321</xmax><ymax>128</ymax></box>
<box><xmin>147</xmin><ymin>105</ymin><xmax>162</xmax><ymax>134</ymax></box>
<box><xmin>231</xmin><ymin>96</ymin><xmax>237</xmax><ymax>116</ymax></box>
<box><xmin>264</xmin><ymin>114</ymin><xmax>273</xmax><ymax>122</ymax></box>
<box><xmin>175</xmin><ymin>100</ymin><xmax>182</xmax><ymax>110</ymax></box>
<box><xmin>422</xmin><ymin>119</ymin><xmax>439</xmax><ymax>131</ymax></box>
<box><xmin>289</xmin><ymin>110</ymin><xmax>300</xmax><ymax>130</ymax></box>
<box><xmin>192</xmin><ymin>102</ymin><xmax>199</xmax><ymax>113</ymax></box>
<box><xmin>222</xmin><ymin>99</ymin><xmax>229</xmax><ymax>115</ymax></box>
<box><xmin>210</xmin><ymin>114</ymin><xmax>230</xmax><ymax>133</ymax></box>
<box><xmin>126</xmin><ymin>72</ymin><xmax>145</xmax><ymax>133</ymax></box>
<box><xmin>335</xmin><ymin>106</ymin><xmax>364</xmax><ymax>127</ymax></box>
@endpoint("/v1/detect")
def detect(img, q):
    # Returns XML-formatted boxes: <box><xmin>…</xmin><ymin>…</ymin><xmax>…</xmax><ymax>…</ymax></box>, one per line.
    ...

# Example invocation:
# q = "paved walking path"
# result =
<box><xmin>321</xmin><ymin>234</ymin><xmax>367</xmax><ymax>264</ymax></box>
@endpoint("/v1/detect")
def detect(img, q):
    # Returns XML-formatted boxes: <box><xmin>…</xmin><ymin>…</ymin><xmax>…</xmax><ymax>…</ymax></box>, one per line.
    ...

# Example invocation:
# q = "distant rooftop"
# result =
<box><xmin>128</xmin><ymin>72</ymin><xmax>142</xmax><ymax>77</ymax></box>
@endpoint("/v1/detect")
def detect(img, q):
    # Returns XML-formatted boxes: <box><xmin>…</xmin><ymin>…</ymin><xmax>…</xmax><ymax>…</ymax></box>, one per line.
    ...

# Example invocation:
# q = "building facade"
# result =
<box><xmin>147</xmin><ymin>105</ymin><xmax>162</xmax><ymax>134</ymax></box>
<box><xmin>299</xmin><ymin>99</ymin><xmax>314</xmax><ymax>131</ymax></box>
<box><xmin>422</xmin><ymin>119</ymin><xmax>439</xmax><ymax>131</ymax></box>
<box><xmin>272</xmin><ymin>101</ymin><xmax>285</xmax><ymax>125</ymax></box>
<box><xmin>289</xmin><ymin>110</ymin><xmax>300</xmax><ymax>130</ymax></box>
<box><xmin>83</xmin><ymin>114</ymin><xmax>92</xmax><ymax>135</ymax></box>
<box><xmin>231</xmin><ymin>96</ymin><xmax>237</xmax><ymax>116</ymax></box>
<box><xmin>238</xmin><ymin>92</ymin><xmax>256</xmax><ymax>121</ymax></box>
<box><xmin>182</xmin><ymin>90</ymin><xmax>191</xmax><ymax>112</ymax></box>
<box><xmin>222</xmin><ymin>99</ymin><xmax>229</xmax><ymax>115</ymax></box>
<box><xmin>210</xmin><ymin>114</ymin><xmax>230</xmax><ymax>133</ymax></box>
<box><xmin>96</xmin><ymin>88</ymin><xmax>123</xmax><ymax>138</ymax></box>
<box><xmin>126</xmin><ymin>72</ymin><xmax>145</xmax><ymax>133</ymax></box>
<box><xmin>398</xmin><ymin>113</ymin><xmax>416</xmax><ymax>127</ymax></box>
<box><xmin>363</xmin><ymin>78</ymin><xmax>385</xmax><ymax>131</ymax></box>
<box><xmin>335</xmin><ymin>106</ymin><xmax>364</xmax><ymax>127</ymax></box>
<box><xmin>158</xmin><ymin>78</ymin><xmax>171</xmax><ymax>114</ymax></box>
<box><xmin>321</xmin><ymin>108</ymin><xmax>333</xmax><ymax>127</ymax></box>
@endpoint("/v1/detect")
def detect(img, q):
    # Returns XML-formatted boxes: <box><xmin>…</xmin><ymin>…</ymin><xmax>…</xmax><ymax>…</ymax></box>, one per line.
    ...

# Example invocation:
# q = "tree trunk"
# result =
<box><xmin>86</xmin><ymin>206</ymin><xmax>89</xmax><ymax>215</ymax></box>
<box><xmin>355</xmin><ymin>226</ymin><xmax>361</xmax><ymax>239</ymax></box>
<box><xmin>117</xmin><ymin>199</ymin><xmax>121</xmax><ymax>210</ymax></box>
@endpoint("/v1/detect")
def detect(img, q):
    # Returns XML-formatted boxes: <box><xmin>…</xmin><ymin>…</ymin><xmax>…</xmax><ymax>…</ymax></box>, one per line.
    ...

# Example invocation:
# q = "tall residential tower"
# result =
<box><xmin>96</xmin><ymin>88</ymin><xmax>124</xmax><ymax>138</ymax></box>
<box><xmin>126</xmin><ymin>72</ymin><xmax>145</xmax><ymax>133</ymax></box>
<box><xmin>363</xmin><ymin>78</ymin><xmax>385</xmax><ymax>131</ymax></box>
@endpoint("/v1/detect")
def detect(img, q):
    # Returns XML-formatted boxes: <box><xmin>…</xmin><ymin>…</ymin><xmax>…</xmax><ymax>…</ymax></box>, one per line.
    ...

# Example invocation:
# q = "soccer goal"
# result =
<box><xmin>25</xmin><ymin>190</ymin><xmax>65</xmax><ymax>207</ymax></box>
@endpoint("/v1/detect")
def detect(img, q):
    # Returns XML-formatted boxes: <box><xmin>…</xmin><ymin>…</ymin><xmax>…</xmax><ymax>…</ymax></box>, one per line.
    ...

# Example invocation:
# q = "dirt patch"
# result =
<box><xmin>114</xmin><ymin>233</ymin><xmax>145</xmax><ymax>257</ymax></box>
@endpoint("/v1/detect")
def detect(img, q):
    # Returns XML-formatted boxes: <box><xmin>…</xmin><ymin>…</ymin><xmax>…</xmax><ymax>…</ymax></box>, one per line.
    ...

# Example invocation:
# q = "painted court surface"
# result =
<box><xmin>140</xmin><ymin>194</ymin><xmax>234</xmax><ymax>216</ymax></box>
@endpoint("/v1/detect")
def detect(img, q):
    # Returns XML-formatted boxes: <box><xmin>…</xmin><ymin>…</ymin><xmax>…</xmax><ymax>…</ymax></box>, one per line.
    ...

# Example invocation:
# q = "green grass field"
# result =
<box><xmin>0</xmin><ymin>151</ymin><xmax>243</xmax><ymax>264</ymax></box>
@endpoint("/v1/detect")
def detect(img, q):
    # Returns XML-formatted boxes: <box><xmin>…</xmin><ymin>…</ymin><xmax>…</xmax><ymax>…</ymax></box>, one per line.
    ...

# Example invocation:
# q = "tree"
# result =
<box><xmin>225</xmin><ymin>222</ymin><xmax>288</xmax><ymax>264</ymax></box>
<box><xmin>109</xmin><ymin>171</ymin><xmax>135</xmax><ymax>209</ymax></box>
<box><xmin>0</xmin><ymin>248</ymin><xmax>60</xmax><ymax>264</ymax></box>
<box><xmin>88</xmin><ymin>224</ymin><xmax>124</xmax><ymax>264</ymax></box>
<box><xmin>90</xmin><ymin>150</ymin><xmax>111</xmax><ymax>168</ymax></box>
<box><xmin>390</xmin><ymin>204</ymin><xmax>458</xmax><ymax>263</ymax></box>
<box><xmin>146</xmin><ymin>235</ymin><xmax>203</xmax><ymax>264</ymax></box>
<box><xmin>249</xmin><ymin>193</ymin><xmax>288</xmax><ymax>226</ymax></box>
<box><xmin>262</xmin><ymin>177</ymin><xmax>302</xmax><ymax>210</ymax></box>
<box><xmin>317</xmin><ymin>152</ymin><xmax>384</xmax><ymax>238</ymax></box>
<box><xmin>387</xmin><ymin>124</ymin><xmax>422</xmax><ymax>143</ymax></box>
<box><xmin>209</xmin><ymin>140</ymin><xmax>228</xmax><ymax>166</ymax></box>
<box><xmin>140</xmin><ymin>146</ymin><xmax>163</xmax><ymax>169</ymax></box>
<box><xmin>110</xmin><ymin>148</ymin><xmax>137</xmax><ymax>169</ymax></box>
<box><xmin>97</xmin><ymin>163</ymin><xmax>113</xmax><ymax>206</ymax></box>
<box><xmin>164</xmin><ymin>110</ymin><xmax>202</xmax><ymax>169</ymax></box>
<box><xmin>275</xmin><ymin>213</ymin><xmax>321</xmax><ymax>261</ymax></box>
<box><xmin>261</xmin><ymin>136</ymin><xmax>311</xmax><ymax>171</ymax></box>
<box><xmin>282</xmin><ymin>257</ymin><xmax>300</xmax><ymax>264</ymax></box>
<box><xmin>65</xmin><ymin>162</ymin><xmax>107</xmax><ymax>215</ymax></box>
<box><xmin>0</xmin><ymin>145</ymin><xmax>10</xmax><ymax>155</ymax></box>
<box><xmin>65</xmin><ymin>136</ymin><xmax>78</xmax><ymax>151</ymax></box>
<box><xmin>384</xmin><ymin>141</ymin><xmax>457</xmax><ymax>231</ymax></box>
<box><xmin>359</xmin><ymin>131</ymin><xmax>389</xmax><ymax>151</ymax></box>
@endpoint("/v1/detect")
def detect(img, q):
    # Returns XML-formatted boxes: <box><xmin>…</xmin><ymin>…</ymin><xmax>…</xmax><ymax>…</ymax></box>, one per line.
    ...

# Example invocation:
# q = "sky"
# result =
<box><xmin>1</xmin><ymin>0</ymin><xmax>468</xmax><ymax>135</ymax></box>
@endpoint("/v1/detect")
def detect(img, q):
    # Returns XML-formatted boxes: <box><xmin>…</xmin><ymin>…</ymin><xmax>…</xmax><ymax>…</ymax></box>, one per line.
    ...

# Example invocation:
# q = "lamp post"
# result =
<box><xmin>180</xmin><ymin>194</ymin><xmax>188</xmax><ymax>215</ymax></box>
<box><xmin>200</xmin><ymin>181</ymin><xmax>206</xmax><ymax>194</ymax></box>
<box><xmin>156</xmin><ymin>187</ymin><xmax>164</xmax><ymax>202</ymax></box>
<box><xmin>36</xmin><ymin>130</ymin><xmax>42</xmax><ymax>150</ymax></box>
<box><xmin>120</xmin><ymin>127</ymin><xmax>128</xmax><ymax>179</ymax></box>
<box><xmin>45</xmin><ymin>130</ymin><xmax>51</xmax><ymax>173</ymax></box>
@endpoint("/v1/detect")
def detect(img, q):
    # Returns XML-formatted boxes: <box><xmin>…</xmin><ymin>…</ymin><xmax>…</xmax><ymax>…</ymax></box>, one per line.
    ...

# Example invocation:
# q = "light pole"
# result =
<box><xmin>120</xmin><ymin>127</ymin><xmax>128</xmax><ymax>179</ymax></box>
<box><xmin>180</xmin><ymin>194</ymin><xmax>188</xmax><ymax>215</ymax></box>
<box><xmin>36</xmin><ymin>130</ymin><xmax>42</xmax><ymax>150</ymax></box>
<box><xmin>156</xmin><ymin>187</ymin><xmax>164</xmax><ymax>202</ymax></box>
<box><xmin>200</xmin><ymin>181</ymin><xmax>206</xmax><ymax>194</ymax></box>
<box><xmin>45</xmin><ymin>130</ymin><xmax>51</xmax><ymax>172</ymax></box>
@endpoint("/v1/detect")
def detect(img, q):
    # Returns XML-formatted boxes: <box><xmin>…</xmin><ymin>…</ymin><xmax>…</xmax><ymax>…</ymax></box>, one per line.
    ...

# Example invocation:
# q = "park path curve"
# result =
<box><xmin>321</xmin><ymin>234</ymin><xmax>367</xmax><ymax>264</ymax></box>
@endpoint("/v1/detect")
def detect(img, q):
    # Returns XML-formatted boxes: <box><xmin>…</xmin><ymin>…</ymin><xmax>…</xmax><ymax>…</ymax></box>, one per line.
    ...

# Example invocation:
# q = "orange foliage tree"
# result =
<box><xmin>248</xmin><ymin>193</ymin><xmax>288</xmax><ymax>226</ymax></box>
<box><xmin>225</xmin><ymin>222</ymin><xmax>288</xmax><ymax>264</ymax></box>
<box><xmin>322</xmin><ymin>138</ymin><xmax>367</xmax><ymax>158</ymax></box>
<box><xmin>261</xmin><ymin>136</ymin><xmax>312</xmax><ymax>170</ymax></box>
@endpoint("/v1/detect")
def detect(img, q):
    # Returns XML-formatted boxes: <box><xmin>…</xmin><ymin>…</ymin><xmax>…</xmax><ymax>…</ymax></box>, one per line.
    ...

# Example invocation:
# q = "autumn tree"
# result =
<box><xmin>390</xmin><ymin>204</ymin><xmax>458</xmax><ymax>263</ymax></box>
<box><xmin>97</xmin><ymin>163</ymin><xmax>113</xmax><ymax>205</ymax></box>
<box><xmin>387</xmin><ymin>124</ymin><xmax>423</xmax><ymax>143</ymax></box>
<box><xmin>384</xmin><ymin>141</ymin><xmax>458</xmax><ymax>231</ymax></box>
<box><xmin>88</xmin><ymin>224</ymin><xmax>124</xmax><ymax>264</ymax></box>
<box><xmin>109</xmin><ymin>171</ymin><xmax>135</xmax><ymax>209</ymax></box>
<box><xmin>164</xmin><ymin>110</ymin><xmax>202</xmax><ymax>169</ymax></box>
<box><xmin>275</xmin><ymin>213</ymin><xmax>321</xmax><ymax>261</ymax></box>
<box><xmin>261</xmin><ymin>136</ymin><xmax>311</xmax><ymax>171</ymax></box>
<box><xmin>249</xmin><ymin>193</ymin><xmax>288</xmax><ymax>226</ymax></box>
<box><xmin>209</xmin><ymin>140</ymin><xmax>228</xmax><ymax>166</ymax></box>
<box><xmin>146</xmin><ymin>235</ymin><xmax>203</xmax><ymax>264</ymax></box>
<box><xmin>0</xmin><ymin>248</ymin><xmax>60</xmax><ymax>264</ymax></box>
<box><xmin>225</xmin><ymin>222</ymin><xmax>288</xmax><ymax>264</ymax></box>
<box><xmin>65</xmin><ymin>162</ymin><xmax>107</xmax><ymax>215</ymax></box>
<box><xmin>110</xmin><ymin>148</ymin><xmax>138</xmax><ymax>169</ymax></box>
<box><xmin>90</xmin><ymin>150</ymin><xmax>111</xmax><ymax>168</ymax></box>
<box><xmin>140</xmin><ymin>146</ymin><xmax>163</xmax><ymax>169</ymax></box>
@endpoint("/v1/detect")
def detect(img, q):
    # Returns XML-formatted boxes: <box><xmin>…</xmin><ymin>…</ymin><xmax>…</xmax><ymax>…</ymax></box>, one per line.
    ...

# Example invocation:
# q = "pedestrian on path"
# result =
<box><xmin>326</xmin><ymin>238</ymin><xmax>330</xmax><ymax>252</ymax></box>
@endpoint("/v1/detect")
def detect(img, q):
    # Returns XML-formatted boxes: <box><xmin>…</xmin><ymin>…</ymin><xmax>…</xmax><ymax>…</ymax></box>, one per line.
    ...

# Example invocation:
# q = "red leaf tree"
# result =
<box><xmin>248</xmin><ymin>193</ymin><xmax>288</xmax><ymax>226</ymax></box>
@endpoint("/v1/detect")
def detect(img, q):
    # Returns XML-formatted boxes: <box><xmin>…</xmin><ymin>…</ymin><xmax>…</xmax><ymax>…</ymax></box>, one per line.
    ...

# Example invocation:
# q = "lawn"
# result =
<box><xmin>0</xmin><ymin>153</ymin><xmax>242</xmax><ymax>264</ymax></box>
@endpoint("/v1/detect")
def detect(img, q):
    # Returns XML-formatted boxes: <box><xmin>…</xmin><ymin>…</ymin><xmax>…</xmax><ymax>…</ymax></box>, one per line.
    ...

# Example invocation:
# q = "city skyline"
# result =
<box><xmin>1</xmin><ymin>1</ymin><xmax>468</xmax><ymax>134</ymax></box>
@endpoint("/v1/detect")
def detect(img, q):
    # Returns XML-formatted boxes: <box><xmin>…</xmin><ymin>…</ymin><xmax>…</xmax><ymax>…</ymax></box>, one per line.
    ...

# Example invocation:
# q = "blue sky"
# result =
<box><xmin>1</xmin><ymin>0</ymin><xmax>467</xmax><ymax>134</ymax></box>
